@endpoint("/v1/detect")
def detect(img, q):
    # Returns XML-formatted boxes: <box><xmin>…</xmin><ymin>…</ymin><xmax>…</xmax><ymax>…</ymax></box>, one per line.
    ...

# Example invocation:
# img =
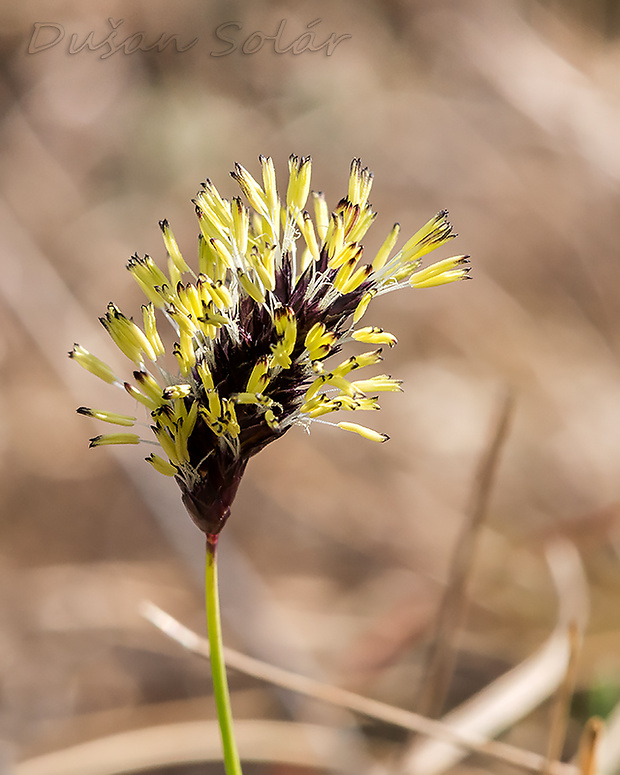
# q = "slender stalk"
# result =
<box><xmin>205</xmin><ymin>534</ymin><xmax>242</xmax><ymax>775</ymax></box>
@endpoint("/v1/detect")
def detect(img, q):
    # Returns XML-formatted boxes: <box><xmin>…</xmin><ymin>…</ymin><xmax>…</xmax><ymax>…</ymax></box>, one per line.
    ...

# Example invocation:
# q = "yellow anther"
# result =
<box><xmin>197</xmin><ymin>361</ymin><xmax>215</xmax><ymax>392</ymax></box>
<box><xmin>210</xmin><ymin>280</ymin><xmax>233</xmax><ymax>309</ymax></box>
<box><xmin>346</xmin><ymin>158</ymin><xmax>373</xmax><ymax>207</ymax></box>
<box><xmin>76</xmin><ymin>407</ymin><xmax>136</xmax><ymax>426</ymax></box>
<box><xmin>222</xmin><ymin>398</ymin><xmax>240</xmax><ymax>437</ymax></box>
<box><xmin>311</xmin><ymin>191</ymin><xmax>330</xmax><ymax>242</ymax></box>
<box><xmin>273</xmin><ymin>306</ymin><xmax>295</xmax><ymax>337</ymax></box>
<box><xmin>332</xmin><ymin>349</ymin><xmax>382</xmax><ymax>378</ymax></box>
<box><xmin>336</xmin><ymin>422</ymin><xmax>389</xmax><ymax>443</ymax></box>
<box><xmin>89</xmin><ymin>433</ymin><xmax>141</xmax><ymax>447</ymax></box>
<box><xmin>199</xmin><ymin>300</ymin><xmax>231</xmax><ymax>328</ymax></box>
<box><xmin>350</xmin><ymin>375</ymin><xmax>403</xmax><ymax>393</ymax></box>
<box><xmin>347</xmin><ymin>158</ymin><xmax>362</xmax><ymax>204</ymax></box>
<box><xmin>305</xmin><ymin>372</ymin><xmax>362</xmax><ymax>402</ymax></box>
<box><xmin>141</xmin><ymin>303</ymin><xmax>165</xmax><ymax>357</ymax></box>
<box><xmin>304</xmin><ymin>322</ymin><xmax>337</xmax><ymax>361</ymax></box>
<box><xmin>270</xmin><ymin>307</ymin><xmax>297</xmax><ymax>369</ymax></box>
<box><xmin>152</xmin><ymin>425</ymin><xmax>180</xmax><ymax>463</ymax></box>
<box><xmin>179</xmin><ymin>329</ymin><xmax>196</xmax><ymax>374</ymax></box>
<box><xmin>328</xmin><ymin>241</ymin><xmax>361</xmax><ymax>270</ymax></box>
<box><xmin>408</xmin><ymin>255</ymin><xmax>471</xmax><ymax>288</ymax></box>
<box><xmin>353</xmin><ymin>289</ymin><xmax>377</xmax><ymax>323</ymax></box>
<box><xmin>246</xmin><ymin>355</ymin><xmax>271</xmax><ymax>394</ymax></box>
<box><xmin>264</xmin><ymin>408</ymin><xmax>279</xmax><ymax>429</ymax></box>
<box><xmin>184</xmin><ymin>400</ymin><xmax>199</xmax><ymax>437</ymax></box>
<box><xmin>324</xmin><ymin>213</ymin><xmax>345</xmax><ymax>263</ymax></box>
<box><xmin>260</xmin><ymin>155</ymin><xmax>279</xmax><ymax>220</ymax></box>
<box><xmin>133</xmin><ymin>370</ymin><xmax>164</xmax><ymax>403</ymax></box>
<box><xmin>338</xmin><ymin>263</ymin><xmax>372</xmax><ymax>295</ymax></box>
<box><xmin>167</xmin><ymin>255</ymin><xmax>182</xmax><ymax>291</ymax></box>
<box><xmin>197</xmin><ymin>234</ymin><xmax>217</xmax><ymax>278</ymax></box>
<box><xmin>251</xmin><ymin>245</ymin><xmax>276</xmax><ymax>291</ymax></box>
<box><xmin>231</xmin><ymin>162</ymin><xmax>269</xmax><ymax>218</ymax></box>
<box><xmin>100</xmin><ymin>303</ymin><xmax>157</xmax><ymax>364</ymax></box>
<box><xmin>304</xmin><ymin>322</ymin><xmax>326</xmax><ymax>351</ymax></box>
<box><xmin>237</xmin><ymin>270</ymin><xmax>265</xmax><ymax>304</ymax></box>
<box><xmin>347</xmin><ymin>206</ymin><xmax>376</xmax><ymax>244</ymax></box>
<box><xmin>124</xmin><ymin>382</ymin><xmax>159</xmax><ymax>411</ymax></box>
<box><xmin>209</xmin><ymin>238</ymin><xmax>235</xmax><ymax>269</ymax></box>
<box><xmin>372</xmin><ymin>223</ymin><xmax>401</xmax><ymax>271</ymax></box>
<box><xmin>69</xmin><ymin>345</ymin><xmax>118</xmax><ymax>385</ymax></box>
<box><xmin>159</xmin><ymin>219</ymin><xmax>190</xmax><ymax>274</ymax></box>
<box><xmin>184</xmin><ymin>283</ymin><xmax>204</xmax><ymax>321</ymax></box>
<box><xmin>332</xmin><ymin>395</ymin><xmax>380</xmax><ymax>411</ymax></box>
<box><xmin>332</xmin><ymin>256</ymin><xmax>357</xmax><ymax>292</ymax></box>
<box><xmin>232</xmin><ymin>197</ymin><xmax>250</xmax><ymax>256</ymax></box>
<box><xmin>162</xmin><ymin>383</ymin><xmax>192</xmax><ymax>400</ymax></box>
<box><xmin>145</xmin><ymin>453</ymin><xmax>178</xmax><ymax>477</ymax></box>
<box><xmin>206</xmin><ymin>390</ymin><xmax>222</xmax><ymax>420</ymax></box>
<box><xmin>174</xmin><ymin>424</ymin><xmax>191</xmax><ymax>464</ymax></box>
<box><xmin>352</xmin><ymin>327</ymin><xmax>398</xmax><ymax>347</ymax></box>
<box><xmin>299</xmin><ymin>211</ymin><xmax>320</xmax><ymax>263</ymax></box>
<box><xmin>286</xmin><ymin>155</ymin><xmax>312</xmax><ymax>213</ymax></box>
<box><xmin>398</xmin><ymin>210</ymin><xmax>455</xmax><ymax>265</ymax></box>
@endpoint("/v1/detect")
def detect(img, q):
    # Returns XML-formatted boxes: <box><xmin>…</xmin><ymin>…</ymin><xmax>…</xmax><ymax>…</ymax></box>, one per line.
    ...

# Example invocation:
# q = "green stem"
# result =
<box><xmin>205</xmin><ymin>535</ymin><xmax>242</xmax><ymax>775</ymax></box>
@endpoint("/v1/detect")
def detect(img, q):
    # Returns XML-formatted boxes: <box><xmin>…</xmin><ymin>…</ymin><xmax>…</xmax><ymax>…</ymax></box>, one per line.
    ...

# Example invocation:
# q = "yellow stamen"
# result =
<box><xmin>69</xmin><ymin>345</ymin><xmax>118</xmax><ymax>384</ymax></box>
<box><xmin>160</xmin><ymin>219</ymin><xmax>190</xmax><ymax>274</ymax></box>
<box><xmin>76</xmin><ymin>407</ymin><xmax>136</xmax><ymax>426</ymax></box>
<box><xmin>353</xmin><ymin>289</ymin><xmax>377</xmax><ymax>324</ymax></box>
<box><xmin>312</xmin><ymin>191</ymin><xmax>330</xmax><ymax>242</ymax></box>
<box><xmin>237</xmin><ymin>270</ymin><xmax>265</xmax><ymax>304</ymax></box>
<box><xmin>352</xmin><ymin>327</ymin><xmax>398</xmax><ymax>347</ymax></box>
<box><xmin>142</xmin><ymin>303</ymin><xmax>165</xmax><ymax>357</ymax></box>
<box><xmin>124</xmin><ymin>382</ymin><xmax>159</xmax><ymax>411</ymax></box>
<box><xmin>350</xmin><ymin>375</ymin><xmax>403</xmax><ymax>393</ymax></box>
<box><xmin>145</xmin><ymin>453</ymin><xmax>178</xmax><ymax>477</ymax></box>
<box><xmin>89</xmin><ymin>433</ymin><xmax>141</xmax><ymax>447</ymax></box>
<box><xmin>336</xmin><ymin>422</ymin><xmax>389</xmax><ymax>443</ymax></box>
<box><xmin>286</xmin><ymin>155</ymin><xmax>312</xmax><ymax>213</ymax></box>
<box><xmin>246</xmin><ymin>355</ymin><xmax>271</xmax><ymax>394</ymax></box>
<box><xmin>372</xmin><ymin>223</ymin><xmax>401</xmax><ymax>271</ymax></box>
<box><xmin>162</xmin><ymin>384</ymin><xmax>192</xmax><ymax>400</ymax></box>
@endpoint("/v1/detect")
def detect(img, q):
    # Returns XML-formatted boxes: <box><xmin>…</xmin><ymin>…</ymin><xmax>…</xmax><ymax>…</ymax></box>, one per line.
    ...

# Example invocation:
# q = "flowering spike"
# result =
<box><xmin>73</xmin><ymin>156</ymin><xmax>469</xmax><ymax>536</ymax></box>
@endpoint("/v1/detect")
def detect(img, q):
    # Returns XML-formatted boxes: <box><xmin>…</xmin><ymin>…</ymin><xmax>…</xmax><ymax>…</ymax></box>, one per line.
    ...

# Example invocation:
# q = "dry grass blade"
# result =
<box><xmin>142</xmin><ymin>602</ymin><xmax>578</xmax><ymax>775</ymax></box>
<box><xmin>14</xmin><ymin>720</ymin><xmax>348</xmax><ymax>775</ymax></box>
<box><xmin>415</xmin><ymin>389</ymin><xmax>514</xmax><ymax>719</ymax></box>
<box><xmin>595</xmin><ymin>699</ymin><xmax>620</xmax><ymax>775</ymax></box>
<box><xmin>543</xmin><ymin>622</ymin><xmax>582</xmax><ymax>774</ymax></box>
<box><xmin>400</xmin><ymin>539</ymin><xmax>589</xmax><ymax>775</ymax></box>
<box><xmin>577</xmin><ymin>717</ymin><xmax>605</xmax><ymax>775</ymax></box>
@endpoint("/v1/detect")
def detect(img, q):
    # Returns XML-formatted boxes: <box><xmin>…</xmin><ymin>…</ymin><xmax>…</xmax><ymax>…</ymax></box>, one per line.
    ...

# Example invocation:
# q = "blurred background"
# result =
<box><xmin>2</xmin><ymin>0</ymin><xmax>620</xmax><ymax>772</ymax></box>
